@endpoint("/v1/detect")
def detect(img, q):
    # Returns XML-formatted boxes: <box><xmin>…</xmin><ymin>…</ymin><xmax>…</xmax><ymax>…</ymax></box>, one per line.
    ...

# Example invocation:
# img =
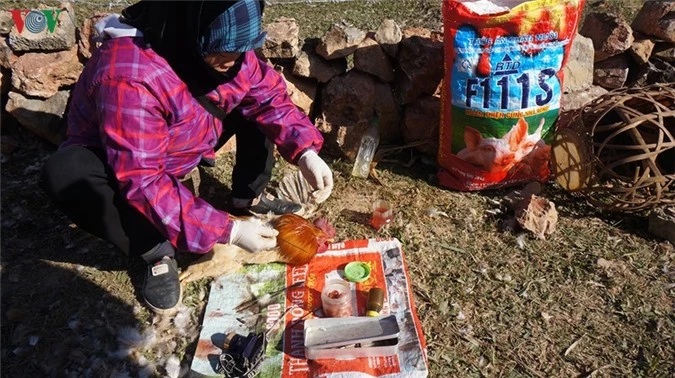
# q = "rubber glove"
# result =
<box><xmin>229</xmin><ymin>219</ymin><xmax>279</xmax><ymax>252</ymax></box>
<box><xmin>298</xmin><ymin>150</ymin><xmax>334</xmax><ymax>191</ymax></box>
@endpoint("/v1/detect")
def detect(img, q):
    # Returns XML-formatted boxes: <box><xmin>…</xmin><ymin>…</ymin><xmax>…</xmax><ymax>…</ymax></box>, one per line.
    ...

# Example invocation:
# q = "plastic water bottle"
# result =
<box><xmin>351</xmin><ymin>117</ymin><xmax>380</xmax><ymax>179</ymax></box>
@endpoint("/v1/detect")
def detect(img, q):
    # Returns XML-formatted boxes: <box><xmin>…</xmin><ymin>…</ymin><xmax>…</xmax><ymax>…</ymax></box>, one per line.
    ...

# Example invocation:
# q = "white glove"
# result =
<box><xmin>229</xmin><ymin>219</ymin><xmax>279</xmax><ymax>252</ymax></box>
<box><xmin>298</xmin><ymin>150</ymin><xmax>334</xmax><ymax>191</ymax></box>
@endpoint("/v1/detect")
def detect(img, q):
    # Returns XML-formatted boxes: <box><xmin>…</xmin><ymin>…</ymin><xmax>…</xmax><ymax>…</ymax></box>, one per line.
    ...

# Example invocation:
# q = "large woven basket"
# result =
<box><xmin>551</xmin><ymin>83</ymin><xmax>675</xmax><ymax>213</ymax></box>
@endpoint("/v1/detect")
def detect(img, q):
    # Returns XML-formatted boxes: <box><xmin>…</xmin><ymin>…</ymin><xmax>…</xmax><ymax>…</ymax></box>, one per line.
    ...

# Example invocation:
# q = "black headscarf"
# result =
<box><xmin>121</xmin><ymin>1</ymin><xmax>263</xmax><ymax>97</ymax></box>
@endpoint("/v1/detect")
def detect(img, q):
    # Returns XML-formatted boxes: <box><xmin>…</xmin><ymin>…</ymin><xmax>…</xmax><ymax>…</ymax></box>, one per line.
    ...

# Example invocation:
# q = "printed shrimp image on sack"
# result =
<box><xmin>438</xmin><ymin>0</ymin><xmax>585</xmax><ymax>191</ymax></box>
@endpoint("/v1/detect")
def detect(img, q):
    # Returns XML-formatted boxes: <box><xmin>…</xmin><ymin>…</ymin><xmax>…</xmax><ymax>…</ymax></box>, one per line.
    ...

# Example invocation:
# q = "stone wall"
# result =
<box><xmin>1</xmin><ymin>1</ymin><xmax>673</xmax><ymax>160</ymax></box>
<box><xmin>1</xmin><ymin>3</ymin><xmax>81</xmax><ymax>145</ymax></box>
<box><xmin>579</xmin><ymin>1</ymin><xmax>675</xmax><ymax>92</ymax></box>
<box><xmin>560</xmin><ymin>0</ymin><xmax>674</xmax><ymax>123</ymax></box>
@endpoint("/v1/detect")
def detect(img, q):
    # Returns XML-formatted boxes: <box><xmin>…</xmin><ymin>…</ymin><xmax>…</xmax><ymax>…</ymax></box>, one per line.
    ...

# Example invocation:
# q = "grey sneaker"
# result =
<box><xmin>142</xmin><ymin>256</ymin><xmax>182</xmax><ymax>314</ymax></box>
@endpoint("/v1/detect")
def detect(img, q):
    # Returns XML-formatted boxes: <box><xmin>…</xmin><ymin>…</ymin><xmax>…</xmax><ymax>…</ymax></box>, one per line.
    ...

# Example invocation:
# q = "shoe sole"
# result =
<box><xmin>143</xmin><ymin>284</ymin><xmax>183</xmax><ymax>315</ymax></box>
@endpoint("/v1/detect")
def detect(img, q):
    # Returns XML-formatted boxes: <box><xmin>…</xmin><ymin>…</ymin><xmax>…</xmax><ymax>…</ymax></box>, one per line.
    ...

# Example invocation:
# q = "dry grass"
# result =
<box><xmin>317</xmin><ymin>155</ymin><xmax>674</xmax><ymax>378</ymax></box>
<box><xmin>2</xmin><ymin>129</ymin><xmax>672</xmax><ymax>377</ymax></box>
<box><xmin>582</xmin><ymin>0</ymin><xmax>644</xmax><ymax>22</ymax></box>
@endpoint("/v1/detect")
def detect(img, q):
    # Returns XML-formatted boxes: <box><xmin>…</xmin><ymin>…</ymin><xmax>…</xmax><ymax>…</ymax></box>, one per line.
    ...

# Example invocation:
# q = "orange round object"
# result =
<box><xmin>272</xmin><ymin>214</ymin><xmax>326</xmax><ymax>265</ymax></box>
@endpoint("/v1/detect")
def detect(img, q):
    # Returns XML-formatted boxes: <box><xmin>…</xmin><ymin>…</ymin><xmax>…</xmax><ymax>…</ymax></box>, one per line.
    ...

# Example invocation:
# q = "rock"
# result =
<box><xmin>77</xmin><ymin>17</ymin><xmax>95</xmax><ymax>60</ymax></box>
<box><xmin>632</xmin><ymin>0</ymin><xmax>675</xmax><ymax>43</ymax></box>
<box><xmin>626</xmin><ymin>58</ymin><xmax>675</xmax><ymax>87</ymax></box>
<box><xmin>563</xmin><ymin>34</ymin><xmax>594</xmax><ymax>93</ymax></box>
<box><xmin>353</xmin><ymin>37</ymin><xmax>394</xmax><ymax>82</ymax></box>
<box><xmin>1</xmin><ymin>70</ymin><xmax>7</xmax><ymax>97</ymax></box>
<box><xmin>514</xmin><ymin>194</ymin><xmax>558</xmax><ymax>239</ymax></box>
<box><xmin>402</xmin><ymin>95</ymin><xmax>440</xmax><ymax>156</ymax></box>
<box><xmin>315</xmin><ymin>23</ymin><xmax>366</xmax><ymax>60</ymax></box>
<box><xmin>402</xmin><ymin>27</ymin><xmax>443</xmax><ymax>43</ymax></box>
<box><xmin>315</xmin><ymin>70</ymin><xmax>377</xmax><ymax>159</ymax></box>
<box><xmin>648</xmin><ymin>206</ymin><xmax>675</xmax><ymax>245</ymax></box>
<box><xmin>394</xmin><ymin>35</ymin><xmax>444</xmax><ymax>105</ymax></box>
<box><xmin>580</xmin><ymin>12</ymin><xmax>634</xmax><ymax>62</ymax></box>
<box><xmin>557</xmin><ymin>85</ymin><xmax>609</xmax><ymax>129</ymax></box>
<box><xmin>0</xmin><ymin>67</ymin><xmax>10</xmax><ymax>95</ymax></box>
<box><xmin>8</xmin><ymin>3</ymin><xmax>77</xmax><ymax>52</ymax></box>
<box><xmin>593</xmin><ymin>53</ymin><xmax>630</xmax><ymax>90</ymax></box>
<box><xmin>0</xmin><ymin>37</ymin><xmax>17</xmax><ymax>69</ymax></box>
<box><xmin>402</xmin><ymin>27</ymin><xmax>431</xmax><ymax>39</ymax></box>
<box><xmin>282</xmin><ymin>71</ymin><xmax>317</xmax><ymax>115</ymax></box>
<box><xmin>292</xmin><ymin>49</ymin><xmax>347</xmax><ymax>83</ymax></box>
<box><xmin>11</xmin><ymin>46</ymin><xmax>82</xmax><ymax>98</ymax></box>
<box><xmin>653</xmin><ymin>43</ymin><xmax>675</xmax><ymax>62</ymax></box>
<box><xmin>78</xmin><ymin>13</ymin><xmax>108</xmax><ymax>60</ymax></box>
<box><xmin>628</xmin><ymin>36</ymin><xmax>656</xmax><ymax>65</ymax></box>
<box><xmin>6</xmin><ymin>90</ymin><xmax>69</xmax><ymax>145</ymax></box>
<box><xmin>560</xmin><ymin>85</ymin><xmax>608</xmax><ymax>112</ymax></box>
<box><xmin>374</xmin><ymin>19</ymin><xmax>402</xmax><ymax>58</ymax></box>
<box><xmin>262</xmin><ymin>17</ymin><xmax>300</xmax><ymax>59</ymax></box>
<box><xmin>430</xmin><ymin>31</ymin><xmax>444</xmax><ymax>44</ymax></box>
<box><xmin>0</xmin><ymin>11</ymin><xmax>14</xmax><ymax>35</ymax></box>
<box><xmin>374</xmin><ymin>81</ymin><xmax>401</xmax><ymax>143</ymax></box>
<box><xmin>314</xmin><ymin>70</ymin><xmax>400</xmax><ymax>152</ymax></box>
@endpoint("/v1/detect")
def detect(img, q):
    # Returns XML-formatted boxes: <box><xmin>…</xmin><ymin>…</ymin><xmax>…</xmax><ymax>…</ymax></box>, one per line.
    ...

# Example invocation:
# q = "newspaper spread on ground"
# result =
<box><xmin>191</xmin><ymin>238</ymin><xmax>428</xmax><ymax>378</ymax></box>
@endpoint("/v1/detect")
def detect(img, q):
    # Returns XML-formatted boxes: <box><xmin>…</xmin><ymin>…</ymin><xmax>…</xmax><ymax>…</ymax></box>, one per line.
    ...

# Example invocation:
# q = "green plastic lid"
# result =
<box><xmin>344</xmin><ymin>261</ymin><xmax>371</xmax><ymax>283</ymax></box>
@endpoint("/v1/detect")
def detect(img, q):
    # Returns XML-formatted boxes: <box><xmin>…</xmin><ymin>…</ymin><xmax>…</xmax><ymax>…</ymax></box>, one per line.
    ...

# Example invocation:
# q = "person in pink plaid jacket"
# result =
<box><xmin>41</xmin><ymin>0</ymin><xmax>333</xmax><ymax>314</ymax></box>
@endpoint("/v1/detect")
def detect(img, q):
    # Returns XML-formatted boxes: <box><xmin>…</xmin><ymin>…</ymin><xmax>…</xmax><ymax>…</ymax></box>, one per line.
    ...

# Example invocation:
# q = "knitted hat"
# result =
<box><xmin>199</xmin><ymin>0</ymin><xmax>266</xmax><ymax>55</ymax></box>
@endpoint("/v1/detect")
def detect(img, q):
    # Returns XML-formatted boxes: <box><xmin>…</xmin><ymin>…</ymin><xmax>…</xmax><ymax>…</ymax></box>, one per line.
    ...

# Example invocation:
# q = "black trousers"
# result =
<box><xmin>41</xmin><ymin>111</ymin><xmax>275</xmax><ymax>256</ymax></box>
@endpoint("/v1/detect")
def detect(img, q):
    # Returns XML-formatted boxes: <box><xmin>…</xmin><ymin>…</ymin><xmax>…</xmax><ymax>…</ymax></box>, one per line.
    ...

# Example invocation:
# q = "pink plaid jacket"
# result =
<box><xmin>63</xmin><ymin>37</ymin><xmax>323</xmax><ymax>253</ymax></box>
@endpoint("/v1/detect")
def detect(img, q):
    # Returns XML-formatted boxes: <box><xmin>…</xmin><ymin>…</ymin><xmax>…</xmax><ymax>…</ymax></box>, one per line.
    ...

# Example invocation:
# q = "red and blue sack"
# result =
<box><xmin>438</xmin><ymin>0</ymin><xmax>585</xmax><ymax>191</ymax></box>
